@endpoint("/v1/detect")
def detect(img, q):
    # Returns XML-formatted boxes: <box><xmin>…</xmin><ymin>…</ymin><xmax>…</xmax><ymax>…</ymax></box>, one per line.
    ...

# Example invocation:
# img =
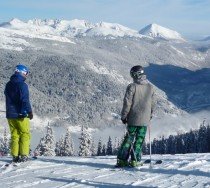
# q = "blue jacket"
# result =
<box><xmin>4</xmin><ymin>73</ymin><xmax>32</xmax><ymax>119</ymax></box>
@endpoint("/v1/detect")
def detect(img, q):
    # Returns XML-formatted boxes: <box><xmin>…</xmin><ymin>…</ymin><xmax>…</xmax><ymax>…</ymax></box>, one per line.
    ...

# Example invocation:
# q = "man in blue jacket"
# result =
<box><xmin>4</xmin><ymin>64</ymin><xmax>33</xmax><ymax>163</ymax></box>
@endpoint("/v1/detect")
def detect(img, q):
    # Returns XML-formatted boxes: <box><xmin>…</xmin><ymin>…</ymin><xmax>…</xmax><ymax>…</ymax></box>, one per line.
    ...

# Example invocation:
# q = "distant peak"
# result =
<box><xmin>9</xmin><ymin>18</ymin><xmax>24</xmax><ymax>25</ymax></box>
<box><xmin>139</xmin><ymin>23</ymin><xmax>185</xmax><ymax>41</ymax></box>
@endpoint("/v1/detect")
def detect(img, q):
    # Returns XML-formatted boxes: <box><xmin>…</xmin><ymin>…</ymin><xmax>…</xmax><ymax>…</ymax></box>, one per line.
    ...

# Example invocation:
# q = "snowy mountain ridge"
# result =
<box><xmin>139</xmin><ymin>23</ymin><xmax>185</xmax><ymax>41</ymax></box>
<box><xmin>0</xmin><ymin>18</ymin><xmax>142</xmax><ymax>38</ymax></box>
<box><xmin>0</xmin><ymin>18</ymin><xmax>187</xmax><ymax>40</ymax></box>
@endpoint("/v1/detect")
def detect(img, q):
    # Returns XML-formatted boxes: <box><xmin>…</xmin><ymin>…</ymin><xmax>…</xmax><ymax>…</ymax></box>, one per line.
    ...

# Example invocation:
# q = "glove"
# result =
<box><xmin>121</xmin><ymin>118</ymin><xmax>127</xmax><ymax>124</ymax></box>
<box><xmin>28</xmin><ymin>112</ymin><xmax>33</xmax><ymax>120</ymax></box>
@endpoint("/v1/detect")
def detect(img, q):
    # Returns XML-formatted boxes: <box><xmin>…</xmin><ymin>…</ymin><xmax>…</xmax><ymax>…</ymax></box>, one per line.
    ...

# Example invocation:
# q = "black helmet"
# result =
<box><xmin>130</xmin><ymin>65</ymin><xmax>144</xmax><ymax>79</ymax></box>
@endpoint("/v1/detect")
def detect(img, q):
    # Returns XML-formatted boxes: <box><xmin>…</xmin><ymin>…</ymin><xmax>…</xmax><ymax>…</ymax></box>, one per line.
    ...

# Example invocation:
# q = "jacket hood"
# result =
<box><xmin>133</xmin><ymin>74</ymin><xmax>148</xmax><ymax>85</ymax></box>
<box><xmin>10</xmin><ymin>73</ymin><xmax>26</xmax><ymax>83</ymax></box>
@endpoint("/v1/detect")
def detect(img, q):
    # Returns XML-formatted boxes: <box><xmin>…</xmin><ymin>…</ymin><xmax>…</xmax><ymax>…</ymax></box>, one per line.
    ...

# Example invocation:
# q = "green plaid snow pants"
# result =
<box><xmin>117</xmin><ymin>125</ymin><xmax>147</xmax><ymax>162</ymax></box>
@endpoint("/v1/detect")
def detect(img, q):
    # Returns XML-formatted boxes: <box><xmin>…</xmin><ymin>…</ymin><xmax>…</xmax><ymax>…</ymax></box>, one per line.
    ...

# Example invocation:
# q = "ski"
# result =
<box><xmin>143</xmin><ymin>159</ymin><xmax>163</xmax><ymax>164</ymax></box>
<box><xmin>0</xmin><ymin>156</ymin><xmax>38</xmax><ymax>174</ymax></box>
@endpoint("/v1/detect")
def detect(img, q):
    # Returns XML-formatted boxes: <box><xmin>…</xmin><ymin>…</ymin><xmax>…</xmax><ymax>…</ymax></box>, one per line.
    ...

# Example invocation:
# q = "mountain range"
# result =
<box><xmin>0</xmin><ymin>18</ymin><xmax>210</xmax><ymax>138</ymax></box>
<box><xmin>0</xmin><ymin>18</ymin><xmax>186</xmax><ymax>41</ymax></box>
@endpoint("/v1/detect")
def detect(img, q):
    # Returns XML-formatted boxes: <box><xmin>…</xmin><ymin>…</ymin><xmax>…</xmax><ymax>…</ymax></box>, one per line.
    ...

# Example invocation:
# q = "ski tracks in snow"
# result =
<box><xmin>0</xmin><ymin>154</ymin><xmax>209</xmax><ymax>188</ymax></box>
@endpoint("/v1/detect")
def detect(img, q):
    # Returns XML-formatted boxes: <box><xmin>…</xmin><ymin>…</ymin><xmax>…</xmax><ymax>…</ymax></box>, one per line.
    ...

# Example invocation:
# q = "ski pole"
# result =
<box><xmin>149</xmin><ymin>122</ymin><xmax>152</xmax><ymax>168</ymax></box>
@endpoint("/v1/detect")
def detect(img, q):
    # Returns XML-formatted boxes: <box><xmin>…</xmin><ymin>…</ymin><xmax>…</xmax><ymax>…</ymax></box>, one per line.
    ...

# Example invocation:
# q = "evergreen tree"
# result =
<box><xmin>0</xmin><ymin>128</ymin><xmax>10</xmax><ymax>156</ymax></box>
<box><xmin>34</xmin><ymin>137</ymin><xmax>45</xmax><ymax>156</ymax></box>
<box><xmin>106</xmin><ymin>136</ymin><xmax>113</xmax><ymax>155</ymax></box>
<box><xmin>142</xmin><ymin>141</ymin><xmax>149</xmax><ymax>155</ymax></box>
<box><xmin>207</xmin><ymin>124</ymin><xmax>210</xmax><ymax>152</ymax></box>
<box><xmin>78</xmin><ymin>125</ymin><xmax>92</xmax><ymax>156</ymax></box>
<box><xmin>198</xmin><ymin>121</ymin><xmax>208</xmax><ymax>153</ymax></box>
<box><xmin>63</xmin><ymin>128</ymin><xmax>74</xmax><ymax>156</ymax></box>
<box><xmin>35</xmin><ymin>123</ymin><xmax>56</xmax><ymax>156</ymax></box>
<box><xmin>55</xmin><ymin>136</ymin><xmax>65</xmax><ymax>156</ymax></box>
<box><xmin>97</xmin><ymin>138</ymin><xmax>102</xmax><ymax>156</ymax></box>
<box><xmin>176</xmin><ymin>134</ymin><xmax>185</xmax><ymax>154</ymax></box>
<box><xmin>113</xmin><ymin>137</ymin><xmax>120</xmax><ymax>155</ymax></box>
<box><xmin>102</xmin><ymin>144</ymin><xmax>106</xmax><ymax>156</ymax></box>
<box><xmin>152</xmin><ymin>138</ymin><xmax>158</xmax><ymax>154</ymax></box>
<box><xmin>91</xmin><ymin>140</ymin><xmax>97</xmax><ymax>156</ymax></box>
<box><xmin>166</xmin><ymin>135</ymin><xmax>176</xmax><ymax>154</ymax></box>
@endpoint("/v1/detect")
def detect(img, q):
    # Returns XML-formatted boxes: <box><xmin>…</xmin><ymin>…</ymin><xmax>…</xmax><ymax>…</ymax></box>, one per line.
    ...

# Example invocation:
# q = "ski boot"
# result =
<box><xmin>115</xmin><ymin>159</ymin><xmax>129</xmax><ymax>168</ymax></box>
<box><xmin>20</xmin><ymin>155</ymin><xmax>29</xmax><ymax>162</ymax></box>
<box><xmin>129</xmin><ymin>160</ymin><xmax>143</xmax><ymax>167</ymax></box>
<box><xmin>12</xmin><ymin>156</ymin><xmax>20</xmax><ymax>163</ymax></box>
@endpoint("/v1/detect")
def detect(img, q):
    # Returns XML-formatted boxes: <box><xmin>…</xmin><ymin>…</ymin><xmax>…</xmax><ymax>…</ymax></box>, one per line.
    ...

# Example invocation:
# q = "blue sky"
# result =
<box><xmin>0</xmin><ymin>0</ymin><xmax>210</xmax><ymax>38</ymax></box>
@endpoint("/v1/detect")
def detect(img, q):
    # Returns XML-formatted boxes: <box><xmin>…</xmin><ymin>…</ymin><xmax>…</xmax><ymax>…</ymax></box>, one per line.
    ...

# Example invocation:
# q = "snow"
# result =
<box><xmin>0</xmin><ymin>18</ymin><xmax>146</xmax><ymax>51</ymax></box>
<box><xmin>0</xmin><ymin>18</ymin><xmax>189</xmax><ymax>51</ymax></box>
<box><xmin>0</xmin><ymin>18</ymin><xmax>75</xmax><ymax>51</ymax></box>
<box><xmin>0</xmin><ymin>153</ymin><xmax>210</xmax><ymax>187</ymax></box>
<box><xmin>85</xmin><ymin>22</ymin><xmax>142</xmax><ymax>38</ymax></box>
<box><xmin>139</xmin><ymin>23</ymin><xmax>185</xmax><ymax>41</ymax></box>
<box><xmin>85</xmin><ymin>60</ymin><xmax>129</xmax><ymax>84</ymax></box>
<box><xmin>170</xmin><ymin>46</ymin><xmax>185</xmax><ymax>56</ymax></box>
<box><xmin>0</xmin><ymin>28</ymin><xmax>30</xmax><ymax>51</ymax></box>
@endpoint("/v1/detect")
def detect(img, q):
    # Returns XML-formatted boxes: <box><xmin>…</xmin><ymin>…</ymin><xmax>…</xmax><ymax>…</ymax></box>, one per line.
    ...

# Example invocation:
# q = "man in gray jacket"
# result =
<box><xmin>116</xmin><ymin>65</ymin><xmax>155</xmax><ymax>167</ymax></box>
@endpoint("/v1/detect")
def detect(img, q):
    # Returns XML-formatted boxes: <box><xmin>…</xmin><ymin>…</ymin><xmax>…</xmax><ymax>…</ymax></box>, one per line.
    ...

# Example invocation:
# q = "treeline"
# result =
<box><xmin>33</xmin><ymin>124</ymin><xmax>122</xmax><ymax>157</ymax></box>
<box><xmin>0</xmin><ymin>123</ymin><xmax>123</xmax><ymax>157</ymax></box>
<box><xmin>142</xmin><ymin>121</ymin><xmax>210</xmax><ymax>155</ymax></box>
<box><xmin>1</xmin><ymin>121</ymin><xmax>209</xmax><ymax>157</ymax></box>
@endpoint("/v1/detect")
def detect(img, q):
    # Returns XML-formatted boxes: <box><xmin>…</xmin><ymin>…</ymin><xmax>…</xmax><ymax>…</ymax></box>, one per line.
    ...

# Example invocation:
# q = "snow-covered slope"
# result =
<box><xmin>0</xmin><ymin>18</ymin><xmax>191</xmax><ymax>51</ymax></box>
<box><xmin>85</xmin><ymin>22</ymin><xmax>141</xmax><ymax>37</ymax></box>
<box><xmin>27</xmin><ymin>19</ymin><xmax>94</xmax><ymax>37</ymax></box>
<box><xmin>0</xmin><ymin>18</ymin><xmax>74</xmax><ymax>50</ymax></box>
<box><xmin>0</xmin><ymin>18</ymin><xmax>144</xmax><ymax>39</ymax></box>
<box><xmin>0</xmin><ymin>154</ymin><xmax>209</xmax><ymax>188</ymax></box>
<box><xmin>139</xmin><ymin>23</ymin><xmax>185</xmax><ymax>41</ymax></box>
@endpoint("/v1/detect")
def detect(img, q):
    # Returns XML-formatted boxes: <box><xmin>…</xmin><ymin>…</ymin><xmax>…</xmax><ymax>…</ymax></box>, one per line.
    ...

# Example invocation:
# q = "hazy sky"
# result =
<box><xmin>0</xmin><ymin>0</ymin><xmax>210</xmax><ymax>38</ymax></box>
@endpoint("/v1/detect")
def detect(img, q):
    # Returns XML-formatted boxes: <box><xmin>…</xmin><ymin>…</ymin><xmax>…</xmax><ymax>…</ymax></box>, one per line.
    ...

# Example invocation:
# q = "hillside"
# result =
<box><xmin>0</xmin><ymin>18</ymin><xmax>210</xmax><ymax>136</ymax></box>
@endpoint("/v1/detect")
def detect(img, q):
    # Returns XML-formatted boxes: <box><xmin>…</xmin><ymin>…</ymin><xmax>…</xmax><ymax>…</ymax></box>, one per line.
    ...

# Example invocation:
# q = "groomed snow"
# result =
<box><xmin>0</xmin><ymin>153</ymin><xmax>209</xmax><ymax>188</ymax></box>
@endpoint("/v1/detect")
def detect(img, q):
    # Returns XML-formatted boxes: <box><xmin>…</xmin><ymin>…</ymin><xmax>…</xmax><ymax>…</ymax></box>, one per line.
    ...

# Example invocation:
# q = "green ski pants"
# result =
<box><xmin>7</xmin><ymin>118</ymin><xmax>31</xmax><ymax>157</ymax></box>
<box><xmin>117</xmin><ymin>125</ymin><xmax>147</xmax><ymax>162</ymax></box>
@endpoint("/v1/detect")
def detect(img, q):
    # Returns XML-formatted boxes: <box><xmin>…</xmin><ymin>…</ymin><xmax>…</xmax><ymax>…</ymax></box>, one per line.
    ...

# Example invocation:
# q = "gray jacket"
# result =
<box><xmin>121</xmin><ymin>76</ymin><xmax>155</xmax><ymax>126</ymax></box>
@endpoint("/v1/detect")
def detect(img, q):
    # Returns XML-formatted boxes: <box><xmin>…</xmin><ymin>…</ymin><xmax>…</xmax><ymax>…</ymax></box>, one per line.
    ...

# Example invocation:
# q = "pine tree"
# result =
<box><xmin>207</xmin><ymin>124</ymin><xmax>210</xmax><ymax>152</ymax></box>
<box><xmin>63</xmin><ymin>128</ymin><xmax>74</xmax><ymax>156</ymax></box>
<box><xmin>142</xmin><ymin>141</ymin><xmax>149</xmax><ymax>155</ymax></box>
<box><xmin>91</xmin><ymin>140</ymin><xmax>97</xmax><ymax>156</ymax></box>
<box><xmin>166</xmin><ymin>135</ymin><xmax>176</xmax><ymax>154</ymax></box>
<box><xmin>34</xmin><ymin>137</ymin><xmax>45</xmax><ymax>156</ymax></box>
<box><xmin>97</xmin><ymin>138</ymin><xmax>102</xmax><ymax>156</ymax></box>
<box><xmin>55</xmin><ymin>136</ymin><xmax>65</xmax><ymax>156</ymax></box>
<box><xmin>198</xmin><ymin>121</ymin><xmax>208</xmax><ymax>153</ymax></box>
<box><xmin>113</xmin><ymin>137</ymin><xmax>120</xmax><ymax>155</ymax></box>
<box><xmin>152</xmin><ymin>138</ymin><xmax>158</xmax><ymax>154</ymax></box>
<box><xmin>35</xmin><ymin>123</ymin><xmax>56</xmax><ymax>156</ymax></box>
<box><xmin>0</xmin><ymin>128</ymin><xmax>10</xmax><ymax>156</ymax></box>
<box><xmin>78</xmin><ymin>125</ymin><xmax>92</xmax><ymax>156</ymax></box>
<box><xmin>106</xmin><ymin>136</ymin><xmax>113</xmax><ymax>155</ymax></box>
<box><xmin>102</xmin><ymin>144</ymin><xmax>106</xmax><ymax>156</ymax></box>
